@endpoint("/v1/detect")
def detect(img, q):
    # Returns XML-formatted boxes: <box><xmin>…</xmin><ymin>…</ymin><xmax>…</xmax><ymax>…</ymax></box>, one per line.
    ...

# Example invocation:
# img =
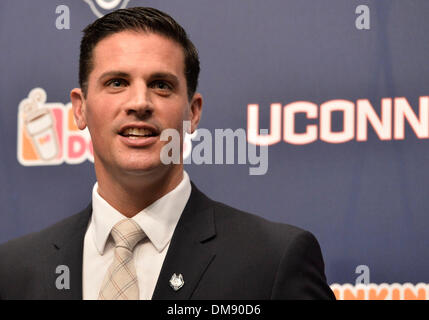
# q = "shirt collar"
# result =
<box><xmin>91</xmin><ymin>171</ymin><xmax>191</xmax><ymax>255</ymax></box>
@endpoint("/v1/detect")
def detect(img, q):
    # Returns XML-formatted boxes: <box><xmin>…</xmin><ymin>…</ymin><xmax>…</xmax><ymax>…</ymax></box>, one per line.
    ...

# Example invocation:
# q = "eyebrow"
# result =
<box><xmin>150</xmin><ymin>72</ymin><xmax>179</xmax><ymax>85</ymax></box>
<box><xmin>98</xmin><ymin>71</ymin><xmax>130</xmax><ymax>81</ymax></box>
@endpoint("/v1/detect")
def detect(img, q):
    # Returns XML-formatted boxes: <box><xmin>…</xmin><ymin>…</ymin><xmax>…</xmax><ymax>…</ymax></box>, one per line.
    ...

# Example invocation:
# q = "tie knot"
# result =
<box><xmin>111</xmin><ymin>219</ymin><xmax>145</xmax><ymax>251</ymax></box>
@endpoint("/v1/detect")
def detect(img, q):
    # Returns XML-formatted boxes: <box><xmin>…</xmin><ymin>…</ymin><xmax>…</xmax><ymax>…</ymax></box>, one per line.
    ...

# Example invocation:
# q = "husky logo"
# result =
<box><xmin>83</xmin><ymin>0</ymin><xmax>131</xmax><ymax>18</ymax></box>
<box><xmin>169</xmin><ymin>273</ymin><xmax>184</xmax><ymax>291</ymax></box>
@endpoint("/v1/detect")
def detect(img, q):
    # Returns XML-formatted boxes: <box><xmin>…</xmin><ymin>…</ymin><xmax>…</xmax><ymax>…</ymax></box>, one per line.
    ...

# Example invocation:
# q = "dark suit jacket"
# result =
<box><xmin>0</xmin><ymin>182</ymin><xmax>335</xmax><ymax>300</ymax></box>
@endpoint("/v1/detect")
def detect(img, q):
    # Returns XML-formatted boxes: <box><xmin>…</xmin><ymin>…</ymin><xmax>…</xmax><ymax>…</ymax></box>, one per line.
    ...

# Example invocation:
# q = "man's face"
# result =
<box><xmin>71</xmin><ymin>31</ymin><xmax>202</xmax><ymax>178</ymax></box>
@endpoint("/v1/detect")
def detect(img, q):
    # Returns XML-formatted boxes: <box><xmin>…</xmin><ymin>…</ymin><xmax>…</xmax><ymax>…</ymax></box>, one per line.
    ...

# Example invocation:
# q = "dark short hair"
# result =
<box><xmin>79</xmin><ymin>7</ymin><xmax>200</xmax><ymax>100</ymax></box>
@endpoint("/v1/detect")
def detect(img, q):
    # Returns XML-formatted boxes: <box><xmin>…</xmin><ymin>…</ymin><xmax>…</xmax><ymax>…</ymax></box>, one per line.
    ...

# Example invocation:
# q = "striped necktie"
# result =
<box><xmin>98</xmin><ymin>219</ymin><xmax>145</xmax><ymax>300</ymax></box>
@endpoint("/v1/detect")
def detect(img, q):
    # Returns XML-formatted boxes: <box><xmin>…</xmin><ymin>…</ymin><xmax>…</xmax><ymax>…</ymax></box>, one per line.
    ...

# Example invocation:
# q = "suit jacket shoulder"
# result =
<box><xmin>214</xmin><ymin>202</ymin><xmax>333</xmax><ymax>299</ymax></box>
<box><xmin>211</xmin><ymin>199</ymin><xmax>310</xmax><ymax>244</ymax></box>
<box><xmin>0</xmin><ymin>205</ymin><xmax>91</xmax><ymax>299</ymax></box>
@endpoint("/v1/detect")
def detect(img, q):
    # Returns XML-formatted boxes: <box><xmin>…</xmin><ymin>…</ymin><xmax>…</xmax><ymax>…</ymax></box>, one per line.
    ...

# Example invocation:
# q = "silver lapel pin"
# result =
<box><xmin>169</xmin><ymin>273</ymin><xmax>185</xmax><ymax>291</ymax></box>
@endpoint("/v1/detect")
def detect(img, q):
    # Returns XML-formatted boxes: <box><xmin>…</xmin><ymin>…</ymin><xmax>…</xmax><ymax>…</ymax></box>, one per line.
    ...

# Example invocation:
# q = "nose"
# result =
<box><xmin>124</xmin><ymin>82</ymin><xmax>154</xmax><ymax>119</ymax></box>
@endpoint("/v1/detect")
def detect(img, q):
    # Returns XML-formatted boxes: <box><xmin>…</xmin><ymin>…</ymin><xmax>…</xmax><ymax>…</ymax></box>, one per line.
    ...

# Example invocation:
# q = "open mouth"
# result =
<box><xmin>119</xmin><ymin>127</ymin><xmax>159</xmax><ymax>139</ymax></box>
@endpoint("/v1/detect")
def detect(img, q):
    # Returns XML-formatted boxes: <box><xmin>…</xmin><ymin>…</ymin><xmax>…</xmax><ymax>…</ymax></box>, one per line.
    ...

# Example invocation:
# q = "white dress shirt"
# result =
<box><xmin>82</xmin><ymin>171</ymin><xmax>191</xmax><ymax>300</ymax></box>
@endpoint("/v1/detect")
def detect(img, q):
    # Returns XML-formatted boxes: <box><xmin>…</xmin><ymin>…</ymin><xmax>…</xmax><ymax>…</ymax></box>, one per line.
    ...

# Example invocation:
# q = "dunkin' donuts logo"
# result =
<box><xmin>17</xmin><ymin>88</ymin><xmax>94</xmax><ymax>166</ymax></box>
<box><xmin>331</xmin><ymin>283</ymin><xmax>429</xmax><ymax>300</ymax></box>
<box><xmin>17</xmin><ymin>88</ymin><xmax>195</xmax><ymax>167</ymax></box>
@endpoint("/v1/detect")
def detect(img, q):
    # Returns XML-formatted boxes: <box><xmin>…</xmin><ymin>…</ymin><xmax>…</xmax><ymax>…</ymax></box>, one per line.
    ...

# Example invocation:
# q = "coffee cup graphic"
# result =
<box><xmin>20</xmin><ymin>88</ymin><xmax>60</xmax><ymax>161</ymax></box>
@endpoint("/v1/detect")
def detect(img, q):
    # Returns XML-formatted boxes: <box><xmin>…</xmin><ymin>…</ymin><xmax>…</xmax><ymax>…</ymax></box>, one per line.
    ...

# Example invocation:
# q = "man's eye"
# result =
<box><xmin>106</xmin><ymin>79</ymin><xmax>127</xmax><ymax>88</ymax></box>
<box><xmin>151</xmin><ymin>81</ymin><xmax>172</xmax><ymax>91</ymax></box>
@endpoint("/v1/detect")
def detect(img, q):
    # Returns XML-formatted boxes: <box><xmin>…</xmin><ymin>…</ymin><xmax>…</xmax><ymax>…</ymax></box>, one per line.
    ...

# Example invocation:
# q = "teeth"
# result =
<box><xmin>122</xmin><ymin>128</ymin><xmax>154</xmax><ymax>137</ymax></box>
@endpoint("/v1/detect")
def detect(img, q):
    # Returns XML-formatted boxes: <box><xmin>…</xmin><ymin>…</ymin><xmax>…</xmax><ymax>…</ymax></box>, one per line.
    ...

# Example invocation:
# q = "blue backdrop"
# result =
<box><xmin>1</xmin><ymin>0</ymin><xmax>428</xmax><ymax>298</ymax></box>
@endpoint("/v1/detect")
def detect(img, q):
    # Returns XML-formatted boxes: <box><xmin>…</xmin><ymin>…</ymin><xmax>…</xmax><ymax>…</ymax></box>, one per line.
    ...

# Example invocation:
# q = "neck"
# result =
<box><xmin>95</xmin><ymin>164</ymin><xmax>184</xmax><ymax>218</ymax></box>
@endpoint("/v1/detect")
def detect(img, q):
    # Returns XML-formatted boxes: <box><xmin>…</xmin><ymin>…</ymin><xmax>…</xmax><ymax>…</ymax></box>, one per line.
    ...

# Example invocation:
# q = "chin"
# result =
<box><xmin>120</xmin><ymin>158</ymin><xmax>172</xmax><ymax>176</ymax></box>
<box><xmin>121</xmin><ymin>162</ymin><xmax>160</xmax><ymax>174</ymax></box>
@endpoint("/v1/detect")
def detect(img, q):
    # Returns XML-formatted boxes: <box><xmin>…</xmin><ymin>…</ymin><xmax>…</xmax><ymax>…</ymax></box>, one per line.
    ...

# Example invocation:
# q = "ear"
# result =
<box><xmin>188</xmin><ymin>93</ymin><xmax>203</xmax><ymax>133</ymax></box>
<box><xmin>70</xmin><ymin>88</ymin><xmax>88</xmax><ymax>130</ymax></box>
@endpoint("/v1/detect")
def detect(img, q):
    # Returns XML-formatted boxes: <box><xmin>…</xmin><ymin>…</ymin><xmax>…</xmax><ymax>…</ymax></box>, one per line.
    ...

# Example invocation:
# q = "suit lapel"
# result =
<box><xmin>152</xmin><ymin>183</ymin><xmax>217</xmax><ymax>299</ymax></box>
<box><xmin>43</xmin><ymin>204</ymin><xmax>92</xmax><ymax>300</ymax></box>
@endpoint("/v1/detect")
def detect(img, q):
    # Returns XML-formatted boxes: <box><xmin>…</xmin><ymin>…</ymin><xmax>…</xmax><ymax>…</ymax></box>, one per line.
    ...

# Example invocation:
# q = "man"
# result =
<box><xmin>0</xmin><ymin>7</ymin><xmax>335</xmax><ymax>300</ymax></box>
